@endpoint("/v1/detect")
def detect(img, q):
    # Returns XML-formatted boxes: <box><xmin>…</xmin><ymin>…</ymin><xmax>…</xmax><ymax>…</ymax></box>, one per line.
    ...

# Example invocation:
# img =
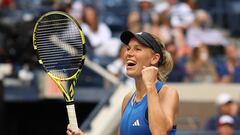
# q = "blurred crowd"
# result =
<box><xmin>205</xmin><ymin>92</ymin><xmax>240</xmax><ymax>135</ymax></box>
<box><xmin>0</xmin><ymin>0</ymin><xmax>240</xmax><ymax>85</ymax></box>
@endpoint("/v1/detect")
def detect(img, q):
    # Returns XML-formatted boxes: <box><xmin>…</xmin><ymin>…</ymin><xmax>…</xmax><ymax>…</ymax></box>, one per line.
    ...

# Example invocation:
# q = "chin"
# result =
<box><xmin>126</xmin><ymin>71</ymin><xmax>134</xmax><ymax>77</ymax></box>
<box><xmin>126</xmin><ymin>71</ymin><xmax>140</xmax><ymax>79</ymax></box>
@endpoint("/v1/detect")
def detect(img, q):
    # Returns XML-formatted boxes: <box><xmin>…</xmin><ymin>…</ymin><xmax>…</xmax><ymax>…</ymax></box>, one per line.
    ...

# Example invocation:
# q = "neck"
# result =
<box><xmin>228</xmin><ymin>58</ymin><xmax>237</xmax><ymax>65</ymax></box>
<box><xmin>134</xmin><ymin>78</ymin><xmax>147</xmax><ymax>100</ymax></box>
<box><xmin>89</xmin><ymin>22</ymin><xmax>98</xmax><ymax>32</ymax></box>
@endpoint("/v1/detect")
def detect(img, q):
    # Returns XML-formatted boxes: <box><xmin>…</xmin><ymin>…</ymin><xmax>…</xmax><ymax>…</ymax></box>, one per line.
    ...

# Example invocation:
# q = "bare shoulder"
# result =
<box><xmin>159</xmin><ymin>84</ymin><xmax>179</xmax><ymax>115</ymax></box>
<box><xmin>159</xmin><ymin>84</ymin><xmax>179</xmax><ymax>101</ymax></box>
<box><xmin>121</xmin><ymin>91</ymin><xmax>134</xmax><ymax>113</ymax></box>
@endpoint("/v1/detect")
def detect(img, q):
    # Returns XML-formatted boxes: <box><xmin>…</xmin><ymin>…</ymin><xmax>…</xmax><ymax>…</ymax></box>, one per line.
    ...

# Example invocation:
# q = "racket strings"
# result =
<box><xmin>47</xmin><ymin>65</ymin><xmax>82</xmax><ymax>71</ymax></box>
<box><xmin>36</xmin><ymin>27</ymin><xmax>71</xmax><ymax>35</ymax></box>
<box><xmin>39</xmin><ymin>18</ymin><xmax>70</xmax><ymax>23</ymax></box>
<box><xmin>35</xmin><ymin>14</ymin><xmax>84</xmax><ymax>79</ymax></box>
<box><xmin>47</xmin><ymin>64</ymin><xmax>82</xmax><ymax>71</ymax></box>
<box><xmin>37</xmin><ymin>19</ymin><xmax>71</xmax><ymax>30</ymax></box>
<box><xmin>38</xmin><ymin>51</ymin><xmax>83</xmax><ymax>58</ymax></box>
<box><xmin>37</xmin><ymin>42</ymin><xmax>83</xmax><ymax>52</ymax></box>
<box><xmin>37</xmin><ymin>31</ymin><xmax>78</xmax><ymax>40</ymax></box>
<box><xmin>40</xmin><ymin>56</ymin><xmax>83</xmax><ymax>63</ymax></box>
<box><xmin>44</xmin><ymin>60</ymin><xmax>83</xmax><ymax>70</ymax></box>
<box><xmin>36</xmin><ymin>39</ymin><xmax>83</xmax><ymax>48</ymax></box>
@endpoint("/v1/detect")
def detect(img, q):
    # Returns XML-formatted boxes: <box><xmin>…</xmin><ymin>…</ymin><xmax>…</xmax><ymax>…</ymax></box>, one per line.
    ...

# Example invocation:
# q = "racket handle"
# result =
<box><xmin>66</xmin><ymin>104</ymin><xmax>79</xmax><ymax>132</ymax></box>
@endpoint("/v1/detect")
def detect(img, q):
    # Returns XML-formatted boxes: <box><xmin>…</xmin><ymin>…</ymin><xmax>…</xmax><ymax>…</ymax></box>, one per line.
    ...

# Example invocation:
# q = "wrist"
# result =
<box><xmin>145</xmin><ymin>83</ymin><xmax>155</xmax><ymax>92</ymax></box>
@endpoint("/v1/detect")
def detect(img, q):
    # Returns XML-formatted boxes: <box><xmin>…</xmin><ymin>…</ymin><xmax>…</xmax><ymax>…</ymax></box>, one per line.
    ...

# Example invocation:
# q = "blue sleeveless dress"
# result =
<box><xmin>119</xmin><ymin>81</ymin><xmax>177</xmax><ymax>135</ymax></box>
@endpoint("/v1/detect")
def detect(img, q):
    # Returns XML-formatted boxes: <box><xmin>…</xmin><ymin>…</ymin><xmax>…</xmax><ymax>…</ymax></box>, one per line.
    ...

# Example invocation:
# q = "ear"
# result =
<box><xmin>151</xmin><ymin>53</ymin><xmax>160</xmax><ymax>65</ymax></box>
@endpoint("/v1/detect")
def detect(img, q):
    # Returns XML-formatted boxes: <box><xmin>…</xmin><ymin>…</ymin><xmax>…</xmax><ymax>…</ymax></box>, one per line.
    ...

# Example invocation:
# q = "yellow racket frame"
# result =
<box><xmin>33</xmin><ymin>11</ymin><xmax>86</xmax><ymax>102</ymax></box>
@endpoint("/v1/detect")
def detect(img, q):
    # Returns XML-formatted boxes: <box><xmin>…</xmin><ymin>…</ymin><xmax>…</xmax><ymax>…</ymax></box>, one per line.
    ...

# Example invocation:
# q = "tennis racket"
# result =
<box><xmin>32</xmin><ymin>11</ymin><xmax>85</xmax><ymax>132</ymax></box>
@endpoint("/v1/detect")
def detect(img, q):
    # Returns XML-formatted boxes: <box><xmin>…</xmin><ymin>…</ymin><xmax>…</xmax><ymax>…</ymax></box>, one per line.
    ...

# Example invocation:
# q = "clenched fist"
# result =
<box><xmin>142</xmin><ymin>66</ymin><xmax>158</xmax><ymax>89</ymax></box>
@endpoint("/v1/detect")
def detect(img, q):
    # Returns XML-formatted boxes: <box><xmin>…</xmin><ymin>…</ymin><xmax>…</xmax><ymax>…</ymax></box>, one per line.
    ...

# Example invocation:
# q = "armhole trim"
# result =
<box><xmin>144</xmin><ymin>84</ymin><xmax>170</xmax><ymax>123</ymax></box>
<box><xmin>122</xmin><ymin>91</ymin><xmax>135</xmax><ymax>113</ymax></box>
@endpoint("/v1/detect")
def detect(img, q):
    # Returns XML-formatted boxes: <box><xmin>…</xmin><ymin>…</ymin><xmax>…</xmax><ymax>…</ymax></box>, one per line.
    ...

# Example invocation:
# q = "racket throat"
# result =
<box><xmin>61</xmin><ymin>79</ymin><xmax>77</xmax><ymax>102</ymax></box>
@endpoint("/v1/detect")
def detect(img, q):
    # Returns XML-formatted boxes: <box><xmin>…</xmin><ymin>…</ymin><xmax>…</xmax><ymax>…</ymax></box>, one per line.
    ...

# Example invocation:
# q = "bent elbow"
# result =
<box><xmin>151</xmin><ymin>129</ymin><xmax>168</xmax><ymax>135</ymax></box>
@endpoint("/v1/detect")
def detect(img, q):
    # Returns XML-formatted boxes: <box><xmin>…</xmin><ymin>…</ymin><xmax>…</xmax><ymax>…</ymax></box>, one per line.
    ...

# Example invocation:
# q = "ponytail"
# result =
<box><xmin>151</xmin><ymin>34</ymin><xmax>173</xmax><ymax>82</ymax></box>
<box><xmin>157</xmin><ymin>50</ymin><xmax>173</xmax><ymax>82</ymax></box>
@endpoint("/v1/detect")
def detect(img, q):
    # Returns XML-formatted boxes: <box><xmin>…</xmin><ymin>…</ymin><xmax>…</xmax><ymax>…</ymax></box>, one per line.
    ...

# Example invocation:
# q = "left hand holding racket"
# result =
<box><xmin>67</xmin><ymin>124</ymin><xmax>84</xmax><ymax>135</ymax></box>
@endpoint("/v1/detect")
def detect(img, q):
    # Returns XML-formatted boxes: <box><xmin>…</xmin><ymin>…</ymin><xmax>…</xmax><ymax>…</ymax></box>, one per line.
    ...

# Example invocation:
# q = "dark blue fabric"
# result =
<box><xmin>167</xmin><ymin>61</ymin><xmax>186</xmax><ymax>82</ymax></box>
<box><xmin>233</xmin><ymin>66</ymin><xmax>240</xmax><ymax>83</ymax></box>
<box><xmin>216</xmin><ymin>61</ymin><xmax>240</xmax><ymax>83</ymax></box>
<box><xmin>216</xmin><ymin>62</ymin><xmax>229</xmax><ymax>77</ymax></box>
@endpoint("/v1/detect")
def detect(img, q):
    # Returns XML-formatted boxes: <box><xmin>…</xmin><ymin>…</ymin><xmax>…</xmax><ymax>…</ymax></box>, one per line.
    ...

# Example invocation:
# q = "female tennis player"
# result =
<box><xmin>67</xmin><ymin>31</ymin><xmax>179</xmax><ymax>135</ymax></box>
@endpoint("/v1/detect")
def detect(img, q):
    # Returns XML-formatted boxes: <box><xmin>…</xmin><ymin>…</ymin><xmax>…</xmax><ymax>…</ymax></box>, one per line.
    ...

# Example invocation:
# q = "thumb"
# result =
<box><xmin>143</xmin><ymin>66</ymin><xmax>146</xmax><ymax>69</ymax></box>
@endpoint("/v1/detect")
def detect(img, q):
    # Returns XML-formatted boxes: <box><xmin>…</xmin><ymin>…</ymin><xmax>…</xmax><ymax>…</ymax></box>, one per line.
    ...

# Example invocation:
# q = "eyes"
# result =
<box><xmin>126</xmin><ymin>46</ymin><xmax>142</xmax><ymax>52</ymax></box>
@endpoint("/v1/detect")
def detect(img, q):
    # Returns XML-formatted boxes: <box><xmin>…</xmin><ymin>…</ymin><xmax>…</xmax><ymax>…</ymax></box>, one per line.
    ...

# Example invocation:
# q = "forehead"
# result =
<box><xmin>127</xmin><ymin>38</ymin><xmax>146</xmax><ymax>47</ymax></box>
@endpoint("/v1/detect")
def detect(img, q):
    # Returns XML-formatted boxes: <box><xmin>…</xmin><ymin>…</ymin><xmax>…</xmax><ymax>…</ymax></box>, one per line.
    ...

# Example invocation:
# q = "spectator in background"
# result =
<box><xmin>52</xmin><ymin>0</ymin><xmax>71</xmax><ymax>12</ymax></box>
<box><xmin>127</xmin><ymin>11</ymin><xmax>141</xmax><ymax>33</ymax></box>
<box><xmin>217</xmin><ymin>115</ymin><xmax>235</xmax><ymax>135</ymax></box>
<box><xmin>186</xmin><ymin>9</ymin><xmax>228</xmax><ymax>48</ymax></box>
<box><xmin>136</xmin><ymin>0</ymin><xmax>153</xmax><ymax>30</ymax></box>
<box><xmin>205</xmin><ymin>93</ymin><xmax>240</xmax><ymax>131</ymax></box>
<box><xmin>216</xmin><ymin>44</ymin><xmax>240</xmax><ymax>83</ymax></box>
<box><xmin>151</xmin><ymin>2</ymin><xmax>190</xmax><ymax>59</ymax></box>
<box><xmin>69</xmin><ymin>1</ymin><xmax>83</xmax><ymax>24</ymax></box>
<box><xmin>185</xmin><ymin>45</ymin><xmax>218</xmax><ymax>82</ymax></box>
<box><xmin>0</xmin><ymin>0</ymin><xmax>17</xmax><ymax>43</ymax></box>
<box><xmin>0</xmin><ymin>0</ymin><xmax>16</xmax><ymax>10</ymax></box>
<box><xmin>166</xmin><ymin>41</ymin><xmax>186</xmax><ymax>82</ymax></box>
<box><xmin>82</xmin><ymin>5</ymin><xmax>119</xmax><ymax>65</ymax></box>
<box><xmin>182</xmin><ymin>0</ymin><xmax>198</xmax><ymax>10</ymax></box>
<box><xmin>107</xmin><ymin>45</ymin><xmax>126</xmax><ymax>78</ymax></box>
<box><xmin>82</xmin><ymin>5</ymin><xmax>112</xmax><ymax>49</ymax></box>
<box><xmin>67</xmin><ymin>1</ymin><xmax>95</xmax><ymax>61</ymax></box>
<box><xmin>143</xmin><ymin>11</ymin><xmax>161</xmax><ymax>37</ymax></box>
<box><xmin>167</xmin><ymin>0</ymin><xmax>194</xmax><ymax>29</ymax></box>
<box><xmin>0</xmin><ymin>50</ymin><xmax>5</xmax><ymax>63</ymax></box>
<box><xmin>152</xmin><ymin>2</ymin><xmax>172</xmax><ymax>43</ymax></box>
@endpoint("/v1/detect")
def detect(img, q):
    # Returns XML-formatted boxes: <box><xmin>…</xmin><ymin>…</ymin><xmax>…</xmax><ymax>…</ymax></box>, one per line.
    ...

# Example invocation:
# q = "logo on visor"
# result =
<box><xmin>136</xmin><ymin>32</ymin><xmax>143</xmax><ymax>35</ymax></box>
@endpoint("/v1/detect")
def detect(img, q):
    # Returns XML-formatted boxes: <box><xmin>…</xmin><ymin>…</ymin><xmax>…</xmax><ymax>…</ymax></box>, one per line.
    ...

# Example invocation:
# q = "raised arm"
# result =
<box><xmin>142</xmin><ymin>66</ymin><xmax>179</xmax><ymax>135</ymax></box>
<box><xmin>146</xmin><ymin>83</ymin><xmax>179</xmax><ymax>135</ymax></box>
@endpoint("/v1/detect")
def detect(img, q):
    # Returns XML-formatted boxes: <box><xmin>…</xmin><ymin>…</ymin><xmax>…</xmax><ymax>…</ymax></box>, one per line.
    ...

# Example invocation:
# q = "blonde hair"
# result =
<box><xmin>151</xmin><ymin>34</ymin><xmax>174</xmax><ymax>82</ymax></box>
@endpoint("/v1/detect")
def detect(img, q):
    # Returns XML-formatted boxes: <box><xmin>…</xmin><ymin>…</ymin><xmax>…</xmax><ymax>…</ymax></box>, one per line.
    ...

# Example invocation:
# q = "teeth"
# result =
<box><xmin>127</xmin><ymin>60</ymin><xmax>136</xmax><ymax>66</ymax></box>
<box><xmin>127</xmin><ymin>60</ymin><xmax>136</xmax><ymax>64</ymax></box>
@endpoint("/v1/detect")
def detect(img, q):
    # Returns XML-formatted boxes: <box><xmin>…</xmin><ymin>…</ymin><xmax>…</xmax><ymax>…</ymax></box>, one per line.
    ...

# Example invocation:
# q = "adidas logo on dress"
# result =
<box><xmin>132</xmin><ymin>120</ymin><xmax>140</xmax><ymax>126</ymax></box>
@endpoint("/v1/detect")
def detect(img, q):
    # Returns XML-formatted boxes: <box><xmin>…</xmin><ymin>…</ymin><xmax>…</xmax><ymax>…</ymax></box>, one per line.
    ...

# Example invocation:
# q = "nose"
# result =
<box><xmin>124</xmin><ymin>49</ymin><xmax>133</xmax><ymax>61</ymax></box>
<box><xmin>126</xmin><ymin>48</ymin><xmax>134</xmax><ymax>56</ymax></box>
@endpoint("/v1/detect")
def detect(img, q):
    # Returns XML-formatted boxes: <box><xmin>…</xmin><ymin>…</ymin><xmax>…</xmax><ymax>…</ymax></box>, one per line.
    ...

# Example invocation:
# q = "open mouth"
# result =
<box><xmin>127</xmin><ymin>60</ymin><xmax>136</xmax><ymax>67</ymax></box>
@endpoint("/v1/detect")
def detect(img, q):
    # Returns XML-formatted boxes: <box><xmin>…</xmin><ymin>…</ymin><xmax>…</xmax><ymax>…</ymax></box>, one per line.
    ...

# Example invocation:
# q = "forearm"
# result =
<box><xmin>147</xmin><ymin>85</ymin><xmax>170</xmax><ymax>135</ymax></box>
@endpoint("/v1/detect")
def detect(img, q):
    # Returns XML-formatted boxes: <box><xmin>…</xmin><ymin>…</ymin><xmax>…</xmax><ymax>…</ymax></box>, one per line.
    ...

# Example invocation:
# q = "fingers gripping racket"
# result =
<box><xmin>33</xmin><ymin>11</ymin><xmax>85</xmax><ymax>132</ymax></box>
